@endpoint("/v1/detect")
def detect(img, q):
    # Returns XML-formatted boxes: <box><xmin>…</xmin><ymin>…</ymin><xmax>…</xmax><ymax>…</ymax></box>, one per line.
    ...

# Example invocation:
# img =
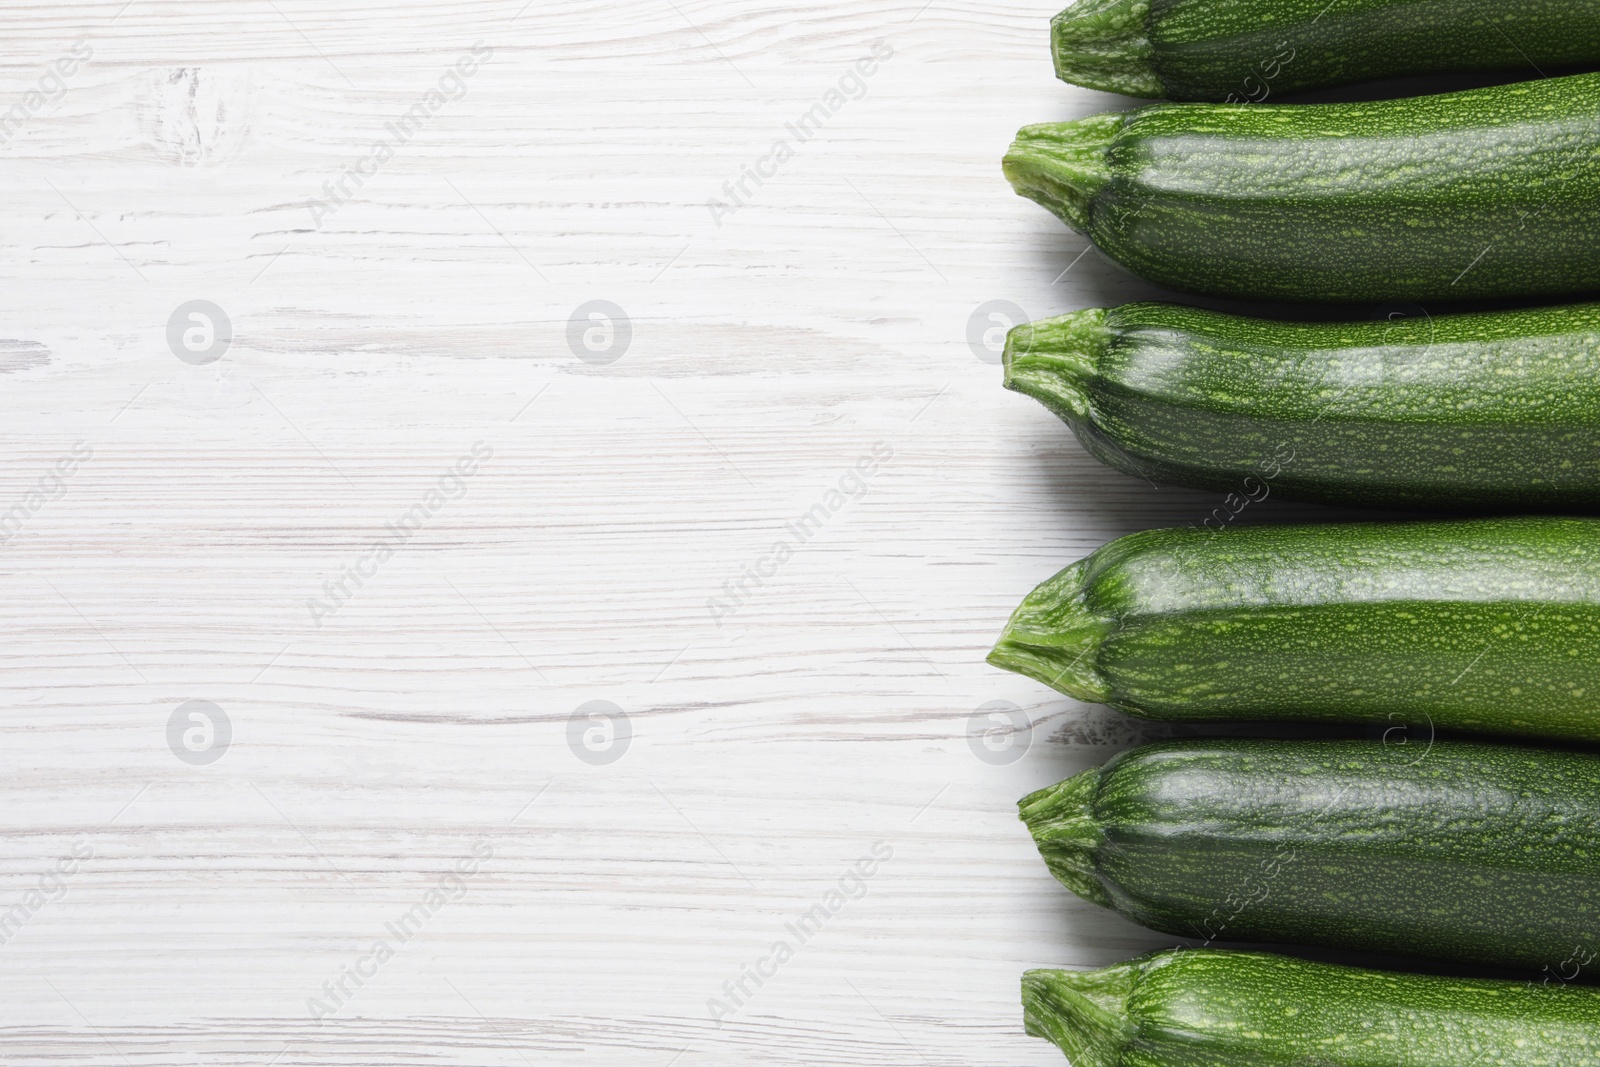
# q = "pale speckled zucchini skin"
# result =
<box><xmin>1024</xmin><ymin>949</ymin><xmax>1600</xmax><ymax>1067</ymax></box>
<box><xmin>1004</xmin><ymin>301</ymin><xmax>1600</xmax><ymax>510</ymax></box>
<box><xmin>1052</xmin><ymin>0</ymin><xmax>1600</xmax><ymax>101</ymax></box>
<box><xmin>988</xmin><ymin>518</ymin><xmax>1600</xmax><ymax>741</ymax></box>
<box><xmin>1003</xmin><ymin>73</ymin><xmax>1600</xmax><ymax>303</ymax></box>
<box><xmin>1021</xmin><ymin>738</ymin><xmax>1600</xmax><ymax>968</ymax></box>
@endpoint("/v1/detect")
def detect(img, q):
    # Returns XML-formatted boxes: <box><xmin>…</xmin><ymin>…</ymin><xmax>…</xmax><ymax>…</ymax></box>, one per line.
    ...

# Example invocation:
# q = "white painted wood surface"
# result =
<box><xmin>0</xmin><ymin>2</ymin><xmax>1385</xmax><ymax>1062</ymax></box>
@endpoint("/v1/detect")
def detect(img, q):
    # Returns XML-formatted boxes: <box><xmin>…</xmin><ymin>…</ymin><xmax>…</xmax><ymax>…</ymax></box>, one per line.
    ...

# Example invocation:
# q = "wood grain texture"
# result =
<box><xmin>0</xmin><ymin>1</ymin><xmax>1400</xmax><ymax>1062</ymax></box>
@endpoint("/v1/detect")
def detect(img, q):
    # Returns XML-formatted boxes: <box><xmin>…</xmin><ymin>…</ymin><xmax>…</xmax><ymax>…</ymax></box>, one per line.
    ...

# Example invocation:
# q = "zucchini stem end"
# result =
<box><xmin>1051</xmin><ymin>0</ymin><xmax>1162</xmax><ymax>97</ymax></box>
<box><xmin>1003</xmin><ymin>115</ymin><xmax>1122</xmax><ymax>234</ymax></box>
<box><xmin>1003</xmin><ymin>308</ymin><xmax>1108</xmax><ymax>424</ymax></box>
<box><xmin>988</xmin><ymin>560</ymin><xmax>1115</xmax><ymax>703</ymax></box>
<box><xmin>1022</xmin><ymin>960</ymin><xmax>1139</xmax><ymax>1067</ymax></box>
<box><xmin>1019</xmin><ymin>769</ymin><xmax>1112</xmax><ymax>907</ymax></box>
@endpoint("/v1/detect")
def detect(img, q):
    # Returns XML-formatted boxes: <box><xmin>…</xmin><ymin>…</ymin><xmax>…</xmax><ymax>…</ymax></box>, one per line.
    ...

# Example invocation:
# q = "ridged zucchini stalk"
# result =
<box><xmin>1022</xmin><ymin>738</ymin><xmax>1600</xmax><ymax>968</ymax></box>
<box><xmin>1024</xmin><ymin>949</ymin><xmax>1600</xmax><ymax>1067</ymax></box>
<box><xmin>1004</xmin><ymin>73</ymin><xmax>1600</xmax><ymax>302</ymax></box>
<box><xmin>988</xmin><ymin>517</ymin><xmax>1600</xmax><ymax>741</ymax></box>
<box><xmin>1052</xmin><ymin>0</ymin><xmax>1600</xmax><ymax>101</ymax></box>
<box><xmin>1004</xmin><ymin>301</ymin><xmax>1600</xmax><ymax>509</ymax></box>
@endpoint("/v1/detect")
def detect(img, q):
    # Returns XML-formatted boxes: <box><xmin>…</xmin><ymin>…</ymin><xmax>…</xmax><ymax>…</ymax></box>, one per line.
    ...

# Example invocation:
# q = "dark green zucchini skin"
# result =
<box><xmin>1004</xmin><ymin>301</ymin><xmax>1600</xmax><ymax>510</ymax></box>
<box><xmin>1022</xmin><ymin>738</ymin><xmax>1600</xmax><ymax>969</ymax></box>
<box><xmin>988</xmin><ymin>517</ymin><xmax>1600</xmax><ymax>741</ymax></box>
<box><xmin>1024</xmin><ymin>949</ymin><xmax>1600</xmax><ymax>1067</ymax></box>
<box><xmin>1052</xmin><ymin>0</ymin><xmax>1600</xmax><ymax>101</ymax></box>
<box><xmin>1004</xmin><ymin>73</ymin><xmax>1600</xmax><ymax>303</ymax></box>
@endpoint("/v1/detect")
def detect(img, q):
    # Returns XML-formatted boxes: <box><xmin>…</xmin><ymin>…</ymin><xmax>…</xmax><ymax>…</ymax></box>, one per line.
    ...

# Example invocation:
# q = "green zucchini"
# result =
<box><xmin>1004</xmin><ymin>73</ymin><xmax>1600</xmax><ymax>302</ymax></box>
<box><xmin>1004</xmin><ymin>301</ymin><xmax>1600</xmax><ymax>509</ymax></box>
<box><xmin>1052</xmin><ymin>0</ymin><xmax>1600</xmax><ymax>101</ymax></box>
<box><xmin>1024</xmin><ymin>949</ymin><xmax>1600</xmax><ymax>1067</ymax></box>
<box><xmin>1022</xmin><ymin>737</ymin><xmax>1600</xmax><ymax>968</ymax></box>
<box><xmin>988</xmin><ymin>517</ymin><xmax>1600</xmax><ymax>741</ymax></box>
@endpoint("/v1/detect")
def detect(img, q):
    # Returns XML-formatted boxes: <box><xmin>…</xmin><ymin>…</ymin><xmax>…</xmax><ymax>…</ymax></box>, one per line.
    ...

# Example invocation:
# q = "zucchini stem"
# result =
<box><xmin>1022</xmin><ymin>961</ymin><xmax>1139</xmax><ymax>1067</ymax></box>
<box><xmin>1003</xmin><ymin>115</ymin><xmax>1122</xmax><ymax>235</ymax></box>
<box><xmin>1003</xmin><ymin>309</ymin><xmax>1107</xmax><ymax>423</ymax></box>
<box><xmin>1018</xmin><ymin>769</ymin><xmax>1111</xmax><ymax>907</ymax></box>
<box><xmin>987</xmin><ymin>559</ymin><xmax>1115</xmax><ymax>702</ymax></box>
<box><xmin>1051</xmin><ymin>0</ymin><xmax>1161</xmax><ymax>97</ymax></box>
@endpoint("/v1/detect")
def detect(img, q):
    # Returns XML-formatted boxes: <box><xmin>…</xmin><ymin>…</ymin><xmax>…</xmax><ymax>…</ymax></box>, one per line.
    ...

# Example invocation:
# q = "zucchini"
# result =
<box><xmin>1022</xmin><ymin>737</ymin><xmax>1600</xmax><ymax>968</ymax></box>
<box><xmin>1024</xmin><ymin>948</ymin><xmax>1600</xmax><ymax>1067</ymax></box>
<box><xmin>1004</xmin><ymin>300</ymin><xmax>1600</xmax><ymax>509</ymax></box>
<box><xmin>988</xmin><ymin>517</ymin><xmax>1600</xmax><ymax>741</ymax></box>
<box><xmin>1004</xmin><ymin>73</ymin><xmax>1600</xmax><ymax>302</ymax></box>
<box><xmin>1052</xmin><ymin>0</ymin><xmax>1600</xmax><ymax>102</ymax></box>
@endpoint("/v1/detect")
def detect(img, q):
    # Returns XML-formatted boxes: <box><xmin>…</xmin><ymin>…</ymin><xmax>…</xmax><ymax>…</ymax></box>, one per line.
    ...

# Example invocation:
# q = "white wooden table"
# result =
<box><xmin>0</xmin><ymin>2</ymin><xmax>1371</xmax><ymax>1062</ymax></box>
